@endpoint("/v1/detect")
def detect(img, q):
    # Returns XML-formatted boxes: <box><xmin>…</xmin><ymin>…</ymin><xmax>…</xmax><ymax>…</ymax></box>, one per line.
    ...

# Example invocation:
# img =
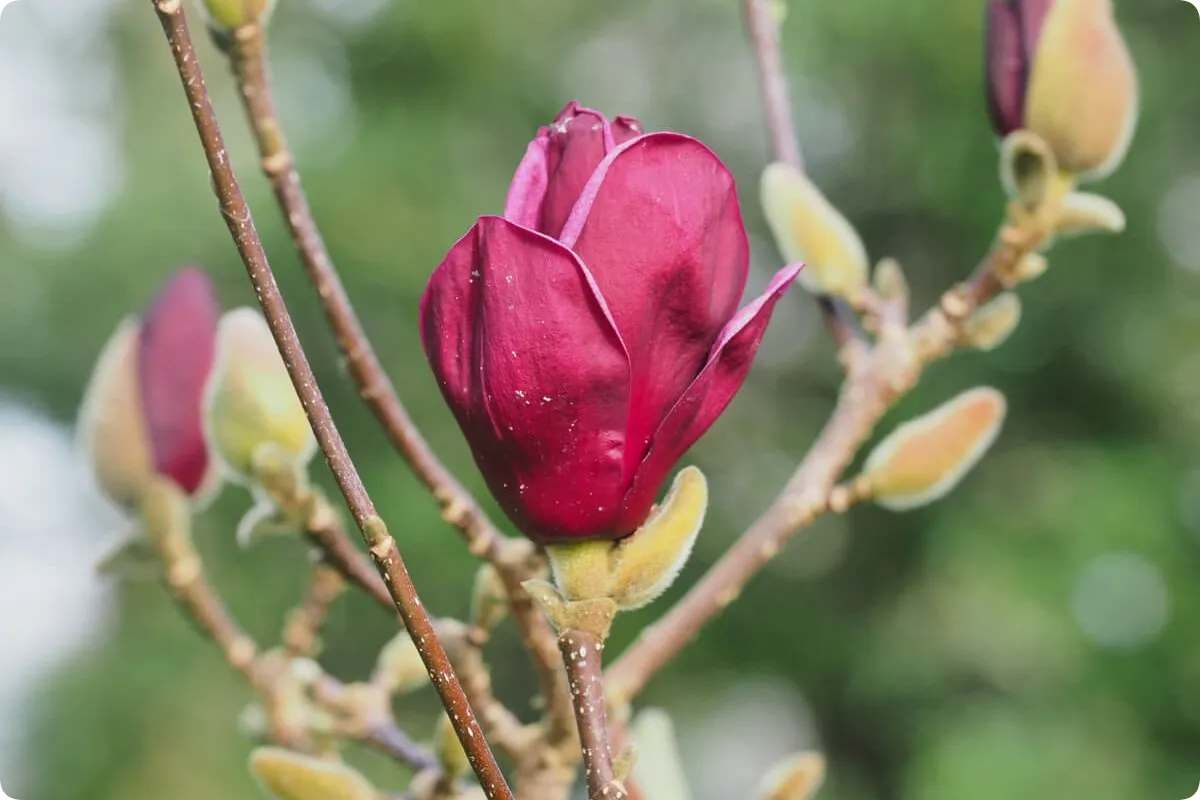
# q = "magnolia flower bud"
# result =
<box><xmin>962</xmin><ymin>293</ymin><xmax>1022</xmax><ymax>352</ymax></box>
<box><xmin>433</xmin><ymin>713</ymin><xmax>471</xmax><ymax>780</ymax></box>
<box><xmin>77</xmin><ymin>319</ymin><xmax>152</xmax><ymax>510</ymax></box>
<box><xmin>205</xmin><ymin>308</ymin><xmax>315</xmax><ymax>481</ymax></box>
<box><xmin>197</xmin><ymin>0</ymin><xmax>275</xmax><ymax>34</ymax></box>
<box><xmin>761</xmin><ymin>162</ymin><xmax>868</xmax><ymax>302</ymax></box>
<box><xmin>758</xmin><ymin>752</ymin><xmax>827</xmax><ymax>800</ymax></box>
<box><xmin>986</xmin><ymin>0</ymin><xmax>1138</xmax><ymax>181</ymax></box>
<box><xmin>248</xmin><ymin>747</ymin><xmax>376</xmax><ymax>800</ymax></box>
<box><xmin>862</xmin><ymin>387</ymin><xmax>1007</xmax><ymax>511</ymax></box>
<box><xmin>372</xmin><ymin>631</ymin><xmax>429</xmax><ymax>695</ymax></box>
<box><xmin>77</xmin><ymin>268</ymin><xmax>221</xmax><ymax>511</ymax></box>
<box><xmin>1025</xmin><ymin>0</ymin><xmax>1138</xmax><ymax>180</ymax></box>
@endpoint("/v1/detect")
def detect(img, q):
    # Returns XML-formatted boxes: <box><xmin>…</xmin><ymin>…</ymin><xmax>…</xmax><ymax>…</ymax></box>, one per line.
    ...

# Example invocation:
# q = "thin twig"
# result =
<box><xmin>283</xmin><ymin>564</ymin><xmax>345</xmax><ymax>658</ymax></box>
<box><xmin>140</xmin><ymin>477</ymin><xmax>437</xmax><ymax>772</ymax></box>
<box><xmin>605</xmin><ymin>231</ymin><xmax>1028</xmax><ymax>702</ymax></box>
<box><xmin>742</xmin><ymin>0</ymin><xmax>858</xmax><ymax>350</ymax></box>
<box><xmin>148</xmin><ymin>4</ymin><xmax>511</xmax><ymax>796</ymax></box>
<box><xmin>440</xmin><ymin>620</ymin><xmax>534</xmax><ymax>760</ymax></box>
<box><xmin>560</xmin><ymin>630</ymin><xmax>627</xmax><ymax>800</ymax></box>
<box><xmin>364</xmin><ymin>721</ymin><xmax>441</xmax><ymax>774</ymax></box>
<box><xmin>222</xmin><ymin>24</ymin><xmax>507</xmax><ymax>564</ymax></box>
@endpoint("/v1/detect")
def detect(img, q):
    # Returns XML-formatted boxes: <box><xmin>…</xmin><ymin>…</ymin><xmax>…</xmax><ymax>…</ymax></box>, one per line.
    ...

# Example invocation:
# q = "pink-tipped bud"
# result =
<box><xmin>985</xmin><ymin>0</ymin><xmax>1137</xmax><ymax>180</ymax></box>
<box><xmin>78</xmin><ymin>268</ymin><xmax>221</xmax><ymax>510</ymax></box>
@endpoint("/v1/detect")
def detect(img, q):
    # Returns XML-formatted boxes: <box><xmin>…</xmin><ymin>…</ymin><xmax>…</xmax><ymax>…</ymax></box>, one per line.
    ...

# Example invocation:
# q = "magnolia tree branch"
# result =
<box><xmin>283</xmin><ymin>563</ymin><xmax>345</xmax><ymax>658</ymax></box>
<box><xmin>606</xmin><ymin>228</ymin><xmax>1032</xmax><ymax>702</ymax></box>
<box><xmin>220</xmin><ymin>26</ymin><xmax>570</xmax><ymax>741</ymax></box>
<box><xmin>148</xmin><ymin>4</ymin><xmax>511</xmax><ymax>796</ymax></box>
<box><xmin>141</xmin><ymin>478</ymin><xmax>437</xmax><ymax>772</ymax></box>
<box><xmin>222</xmin><ymin>25</ymin><xmax>509</xmax><ymax>563</ymax></box>
<box><xmin>742</xmin><ymin>0</ymin><xmax>858</xmax><ymax>350</ymax></box>
<box><xmin>560</xmin><ymin>630</ymin><xmax>626</xmax><ymax>800</ymax></box>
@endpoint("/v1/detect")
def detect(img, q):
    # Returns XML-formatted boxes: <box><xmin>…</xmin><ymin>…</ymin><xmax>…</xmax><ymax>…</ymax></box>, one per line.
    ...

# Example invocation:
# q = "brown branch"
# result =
<box><xmin>147</xmin><ymin>4</ymin><xmax>511</xmax><ymax>796</ymax></box>
<box><xmin>605</xmin><ymin>229</ymin><xmax>1030</xmax><ymax>703</ymax></box>
<box><xmin>560</xmin><ymin>630</ymin><xmax>627</xmax><ymax>800</ymax></box>
<box><xmin>283</xmin><ymin>563</ymin><xmax>345</xmax><ymax>658</ymax></box>
<box><xmin>141</xmin><ymin>477</ymin><xmax>262</xmax><ymax>685</ymax></box>
<box><xmin>222</xmin><ymin>24</ymin><xmax>508</xmax><ymax>564</ymax></box>
<box><xmin>742</xmin><ymin>0</ymin><xmax>859</xmax><ymax>351</ymax></box>
<box><xmin>140</xmin><ymin>476</ymin><xmax>438</xmax><ymax>773</ymax></box>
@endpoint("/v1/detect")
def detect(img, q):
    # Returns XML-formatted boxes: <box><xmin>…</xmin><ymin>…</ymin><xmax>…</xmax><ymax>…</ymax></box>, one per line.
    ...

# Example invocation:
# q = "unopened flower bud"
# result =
<box><xmin>248</xmin><ymin>747</ymin><xmax>376</xmax><ymax>800</ymax></box>
<box><xmin>433</xmin><ymin>713</ymin><xmax>471</xmax><ymax>780</ymax></box>
<box><xmin>985</xmin><ymin>0</ymin><xmax>1138</xmax><ymax>180</ymax></box>
<box><xmin>197</xmin><ymin>0</ymin><xmax>275</xmax><ymax>34</ymax></box>
<box><xmin>78</xmin><ymin>268</ymin><xmax>221</xmax><ymax>511</ymax></box>
<box><xmin>761</xmin><ymin>161</ymin><xmax>867</xmax><ymax>302</ymax></box>
<box><xmin>205</xmin><ymin>308</ymin><xmax>315</xmax><ymax>481</ymax></box>
<box><xmin>758</xmin><ymin>752</ymin><xmax>827</xmax><ymax>800</ymax></box>
<box><xmin>862</xmin><ymin>387</ymin><xmax>1007</xmax><ymax>511</ymax></box>
<box><xmin>372</xmin><ymin>631</ymin><xmax>429</xmax><ymax>695</ymax></box>
<box><xmin>962</xmin><ymin>293</ymin><xmax>1022</xmax><ymax>352</ymax></box>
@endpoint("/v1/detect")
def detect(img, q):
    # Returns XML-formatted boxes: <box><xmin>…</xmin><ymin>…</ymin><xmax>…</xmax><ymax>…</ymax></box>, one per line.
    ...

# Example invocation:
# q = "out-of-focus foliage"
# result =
<box><xmin>0</xmin><ymin>0</ymin><xmax>1197</xmax><ymax>799</ymax></box>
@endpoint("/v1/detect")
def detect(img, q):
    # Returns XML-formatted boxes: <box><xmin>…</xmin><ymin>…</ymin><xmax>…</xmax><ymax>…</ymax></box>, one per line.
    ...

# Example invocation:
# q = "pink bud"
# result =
<box><xmin>77</xmin><ymin>267</ymin><xmax>221</xmax><ymax>510</ymax></box>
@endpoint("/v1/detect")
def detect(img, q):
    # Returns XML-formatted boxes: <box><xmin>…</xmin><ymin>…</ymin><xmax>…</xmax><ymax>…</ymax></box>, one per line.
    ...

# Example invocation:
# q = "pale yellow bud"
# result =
<box><xmin>761</xmin><ymin>162</ymin><xmax>869</xmax><ymax>302</ymax></box>
<box><xmin>433</xmin><ymin>713</ymin><xmax>471</xmax><ymax>779</ymax></box>
<box><xmin>863</xmin><ymin>387</ymin><xmax>1007</xmax><ymax>511</ymax></box>
<box><xmin>758</xmin><ymin>752</ymin><xmax>826</xmax><ymax>800</ymax></box>
<box><xmin>1025</xmin><ymin>0</ymin><xmax>1138</xmax><ymax>181</ymax></box>
<box><xmin>249</xmin><ymin>747</ymin><xmax>377</xmax><ymax>800</ymax></box>
<box><xmin>372</xmin><ymin>631</ymin><xmax>429</xmax><ymax>695</ymax></box>
<box><xmin>204</xmin><ymin>308</ymin><xmax>315</xmax><ymax>481</ymax></box>
<box><xmin>196</xmin><ymin>0</ymin><xmax>275</xmax><ymax>33</ymax></box>
<box><xmin>77</xmin><ymin>319</ymin><xmax>153</xmax><ymax>510</ymax></box>
<box><xmin>962</xmin><ymin>293</ymin><xmax>1022</xmax><ymax>352</ymax></box>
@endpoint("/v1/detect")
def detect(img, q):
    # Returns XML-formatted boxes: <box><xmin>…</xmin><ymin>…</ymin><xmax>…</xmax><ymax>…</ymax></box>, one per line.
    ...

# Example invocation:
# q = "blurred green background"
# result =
<box><xmin>0</xmin><ymin>0</ymin><xmax>1197</xmax><ymax>798</ymax></box>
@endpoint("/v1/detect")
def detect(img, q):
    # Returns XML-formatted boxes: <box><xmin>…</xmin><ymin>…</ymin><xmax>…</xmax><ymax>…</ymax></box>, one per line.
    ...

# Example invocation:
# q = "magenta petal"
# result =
<box><xmin>420</xmin><ymin>216</ymin><xmax>633</xmax><ymax>543</ymax></box>
<box><xmin>561</xmin><ymin>133</ymin><xmax>751</xmax><ymax>477</ymax></box>
<box><xmin>616</xmin><ymin>263</ymin><xmax>802</xmax><ymax>532</ymax></box>
<box><xmin>136</xmin><ymin>267</ymin><xmax>219</xmax><ymax>496</ymax></box>
<box><xmin>538</xmin><ymin>103</ymin><xmax>617</xmax><ymax>238</ymax></box>
<box><xmin>984</xmin><ymin>1</ymin><xmax>1026</xmax><ymax>136</ymax></box>
<box><xmin>503</xmin><ymin>129</ymin><xmax>551</xmax><ymax>229</ymax></box>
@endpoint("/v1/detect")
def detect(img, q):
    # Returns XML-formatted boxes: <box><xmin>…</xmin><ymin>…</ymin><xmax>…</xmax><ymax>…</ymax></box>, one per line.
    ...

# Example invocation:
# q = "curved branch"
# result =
<box><xmin>146</xmin><ymin>4</ymin><xmax>511</xmax><ymax>796</ymax></box>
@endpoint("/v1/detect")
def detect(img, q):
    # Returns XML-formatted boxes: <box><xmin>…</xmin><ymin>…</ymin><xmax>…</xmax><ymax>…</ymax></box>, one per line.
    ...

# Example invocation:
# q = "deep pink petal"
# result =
<box><xmin>616</xmin><ymin>263</ymin><xmax>802</xmax><ymax>532</ymax></box>
<box><xmin>537</xmin><ymin>101</ymin><xmax>642</xmax><ymax>238</ymax></box>
<box><xmin>560</xmin><ymin>133</ymin><xmax>751</xmax><ymax>479</ymax></box>
<box><xmin>136</xmin><ymin>267</ymin><xmax>219</xmax><ymax>496</ymax></box>
<box><xmin>503</xmin><ymin>129</ymin><xmax>550</xmax><ymax>229</ymax></box>
<box><xmin>420</xmin><ymin>216</ymin><xmax>633</xmax><ymax>543</ymax></box>
<box><xmin>985</xmin><ymin>1</ymin><xmax>1027</xmax><ymax>136</ymax></box>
